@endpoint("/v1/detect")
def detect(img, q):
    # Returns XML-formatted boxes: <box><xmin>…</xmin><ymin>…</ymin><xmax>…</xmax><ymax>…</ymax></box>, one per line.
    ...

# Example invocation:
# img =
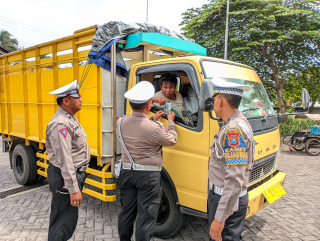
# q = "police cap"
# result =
<box><xmin>124</xmin><ymin>81</ymin><xmax>155</xmax><ymax>104</ymax></box>
<box><xmin>211</xmin><ymin>77</ymin><xmax>251</xmax><ymax>97</ymax></box>
<box><xmin>49</xmin><ymin>80</ymin><xmax>80</xmax><ymax>98</ymax></box>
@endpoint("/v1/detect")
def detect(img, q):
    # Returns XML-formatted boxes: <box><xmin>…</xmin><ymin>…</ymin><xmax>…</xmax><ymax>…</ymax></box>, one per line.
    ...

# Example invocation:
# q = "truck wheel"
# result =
<box><xmin>305</xmin><ymin>138</ymin><xmax>320</xmax><ymax>156</ymax></box>
<box><xmin>153</xmin><ymin>181</ymin><xmax>186</xmax><ymax>238</ymax></box>
<box><xmin>12</xmin><ymin>144</ymin><xmax>37</xmax><ymax>185</ymax></box>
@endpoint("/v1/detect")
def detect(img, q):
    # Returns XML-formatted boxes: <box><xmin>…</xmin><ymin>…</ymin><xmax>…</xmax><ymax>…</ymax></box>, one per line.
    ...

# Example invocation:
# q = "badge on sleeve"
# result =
<box><xmin>224</xmin><ymin>127</ymin><xmax>248</xmax><ymax>165</ymax></box>
<box><xmin>164</xmin><ymin>127</ymin><xmax>169</xmax><ymax>133</ymax></box>
<box><xmin>59</xmin><ymin>128</ymin><xmax>68</xmax><ymax>138</ymax></box>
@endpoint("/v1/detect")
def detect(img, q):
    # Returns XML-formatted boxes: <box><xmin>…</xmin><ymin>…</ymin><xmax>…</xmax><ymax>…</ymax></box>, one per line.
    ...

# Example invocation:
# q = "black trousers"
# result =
<box><xmin>118</xmin><ymin>169</ymin><xmax>162</xmax><ymax>241</ymax></box>
<box><xmin>47</xmin><ymin>164</ymin><xmax>78</xmax><ymax>241</ymax></box>
<box><xmin>208</xmin><ymin>189</ymin><xmax>248</xmax><ymax>241</ymax></box>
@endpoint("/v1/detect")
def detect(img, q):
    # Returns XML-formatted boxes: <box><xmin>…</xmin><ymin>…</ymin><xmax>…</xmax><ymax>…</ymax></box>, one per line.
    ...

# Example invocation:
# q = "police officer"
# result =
<box><xmin>46</xmin><ymin>80</ymin><xmax>90</xmax><ymax>241</ymax></box>
<box><xmin>208</xmin><ymin>78</ymin><xmax>254</xmax><ymax>241</ymax></box>
<box><xmin>117</xmin><ymin>81</ymin><xmax>177</xmax><ymax>241</ymax></box>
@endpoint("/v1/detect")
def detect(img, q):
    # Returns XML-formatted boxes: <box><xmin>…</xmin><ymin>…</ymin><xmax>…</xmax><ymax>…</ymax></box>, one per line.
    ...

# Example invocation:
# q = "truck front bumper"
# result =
<box><xmin>246</xmin><ymin>171</ymin><xmax>286</xmax><ymax>219</ymax></box>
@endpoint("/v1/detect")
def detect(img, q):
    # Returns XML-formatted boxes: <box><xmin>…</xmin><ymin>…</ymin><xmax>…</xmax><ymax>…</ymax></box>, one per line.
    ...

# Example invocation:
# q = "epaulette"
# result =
<box><xmin>57</xmin><ymin>113</ymin><xmax>72</xmax><ymax>125</ymax></box>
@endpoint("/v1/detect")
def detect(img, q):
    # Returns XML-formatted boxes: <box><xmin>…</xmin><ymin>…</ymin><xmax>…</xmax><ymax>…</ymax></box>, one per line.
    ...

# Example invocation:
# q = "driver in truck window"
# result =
<box><xmin>151</xmin><ymin>73</ymin><xmax>184</xmax><ymax>113</ymax></box>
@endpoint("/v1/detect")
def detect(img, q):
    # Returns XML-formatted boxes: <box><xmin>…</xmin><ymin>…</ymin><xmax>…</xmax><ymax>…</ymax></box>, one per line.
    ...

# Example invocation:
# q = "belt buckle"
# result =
<box><xmin>79</xmin><ymin>165</ymin><xmax>88</xmax><ymax>172</ymax></box>
<box><xmin>131</xmin><ymin>163</ymin><xmax>135</xmax><ymax>170</ymax></box>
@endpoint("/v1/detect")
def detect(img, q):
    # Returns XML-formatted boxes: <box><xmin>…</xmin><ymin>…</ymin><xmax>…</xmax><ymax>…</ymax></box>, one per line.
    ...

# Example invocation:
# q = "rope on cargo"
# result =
<box><xmin>79</xmin><ymin>58</ymin><xmax>93</xmax><ymax>88</ymax></box>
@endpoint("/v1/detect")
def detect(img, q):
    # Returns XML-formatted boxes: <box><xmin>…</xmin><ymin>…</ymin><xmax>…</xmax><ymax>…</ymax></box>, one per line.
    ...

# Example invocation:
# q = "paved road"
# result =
<box><xmin>0</xmin><ymin>143</ymin><xmax>320</xmax><ymax>241</ymax></box>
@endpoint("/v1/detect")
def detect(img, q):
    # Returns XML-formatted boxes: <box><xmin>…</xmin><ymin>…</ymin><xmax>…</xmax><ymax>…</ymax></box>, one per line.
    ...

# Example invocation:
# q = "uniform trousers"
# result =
<box><xmin>208</xmin><ymin>188</ymin><xmax>248</xmax><ymax>241</ymax></box>
<box><xmin>118</xmin><ymin>169</ymin><xmax>162</xmax><ymax>241</ymax></box>
<box><xmin>47</xmin><ymin>164</ymin><xmax>78</xmax><ymax>241</ymax></box>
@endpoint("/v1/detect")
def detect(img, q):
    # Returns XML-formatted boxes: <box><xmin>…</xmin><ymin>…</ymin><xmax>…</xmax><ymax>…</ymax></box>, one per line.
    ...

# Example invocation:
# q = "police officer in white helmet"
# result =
<box><xmin>208</xmin><ymin>78</ymin><xmax>254</xmax><ymax>241</ymax></box>
<box><xmin>46</xmin><ymin>80</ymin><xmax>90</xmax><ymax>241</ymax></box>
<box><xmin>117</xmin><ymin>81</ymin><xmax>178</xmax><ymax>241</ymax></box>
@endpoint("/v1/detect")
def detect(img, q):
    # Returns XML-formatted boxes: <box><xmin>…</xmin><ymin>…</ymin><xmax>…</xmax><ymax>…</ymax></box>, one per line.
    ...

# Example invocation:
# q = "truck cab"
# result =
<box><xmin>126</xmin><ymin>54</ymin><xmax>285</xmax><ymax>237</ymax></box>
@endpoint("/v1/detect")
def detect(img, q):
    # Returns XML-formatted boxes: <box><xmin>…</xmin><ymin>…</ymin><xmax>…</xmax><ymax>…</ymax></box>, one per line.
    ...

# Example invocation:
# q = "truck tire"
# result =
<box><xmin>12</xmin><ymin>144</ymin><xmax>37</xmax><ymax>185</ymax></box>
<box><xmin>153</xmin><ymin>181</ymin><xmax>186</xmax><ymax>238</ymax></box>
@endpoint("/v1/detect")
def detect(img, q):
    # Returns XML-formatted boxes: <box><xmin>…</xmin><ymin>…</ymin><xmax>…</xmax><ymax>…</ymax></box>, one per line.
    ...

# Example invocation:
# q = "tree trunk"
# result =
<box><xmin>261</xmin><ymin>43</ymin><xmax>287</xmax><ymax>117</ymax></box>
<box><xmin>274</xmin><ymin>75</ymin><xmax>286</xmax><ymax>115</ymax></box>
<box><xmin>269</xmin><ymin>62</ymin><xmax>287</xmax><ymax>121</ymax></box>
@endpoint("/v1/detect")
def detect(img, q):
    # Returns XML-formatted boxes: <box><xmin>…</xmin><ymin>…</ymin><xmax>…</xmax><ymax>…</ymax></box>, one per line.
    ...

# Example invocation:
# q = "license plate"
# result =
<box><xmin>263</xmin><ymin>184</ymin><xmax>286</xmax><ymax>204</ymax></box>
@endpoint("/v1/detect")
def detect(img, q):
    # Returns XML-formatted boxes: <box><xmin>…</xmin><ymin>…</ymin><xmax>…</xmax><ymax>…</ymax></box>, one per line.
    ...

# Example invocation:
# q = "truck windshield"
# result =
<box><xmin>220</xmin><ymin>78</ymin><xmax>275</xmax><ymax>118</ymax></box>
<box><xmin>201</xmin><ymin>60</ymin><xmax>275</xmax><ymax>118</ymax></box>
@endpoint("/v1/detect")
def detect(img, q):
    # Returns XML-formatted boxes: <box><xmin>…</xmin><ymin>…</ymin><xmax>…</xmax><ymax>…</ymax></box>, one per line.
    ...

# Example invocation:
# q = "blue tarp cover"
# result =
<box><xmin>88</xmin><ymin>21</ymin><xmax>194</xmax><ymax>78</ymax></box>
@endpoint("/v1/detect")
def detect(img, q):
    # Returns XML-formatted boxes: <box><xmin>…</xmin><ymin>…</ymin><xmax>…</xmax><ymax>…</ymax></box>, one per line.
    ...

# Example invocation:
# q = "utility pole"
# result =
<box><xmin>224</xmin><ymin>0</ymin><xmax>230</xmax><ymax>60</ymax></box>
<box><xmin>146</xmin><ymin>0</ymin><xmax>149</xmax><ymax>22</ymax></box>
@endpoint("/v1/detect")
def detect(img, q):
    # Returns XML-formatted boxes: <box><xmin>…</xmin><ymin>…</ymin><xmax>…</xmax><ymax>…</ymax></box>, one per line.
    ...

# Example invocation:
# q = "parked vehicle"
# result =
<box><xmin>283</xmin><ymin>114</ymin><xmax>320</xmax><ymax>155</ymax></box>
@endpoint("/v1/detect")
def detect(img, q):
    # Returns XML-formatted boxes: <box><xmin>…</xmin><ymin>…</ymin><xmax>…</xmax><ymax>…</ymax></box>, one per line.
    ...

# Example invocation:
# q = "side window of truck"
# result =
<box><xmin>136</xmin><ymin>66</ymin><xmax>203</xmax><ymax>132</ymax></box>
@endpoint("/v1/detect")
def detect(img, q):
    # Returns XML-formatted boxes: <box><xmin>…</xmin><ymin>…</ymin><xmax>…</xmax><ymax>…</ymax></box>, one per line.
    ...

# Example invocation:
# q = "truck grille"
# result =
<box><xmin>249</xmin><ymin>155</ymin><xmax>276</xmax><ymax>184</ymax></box>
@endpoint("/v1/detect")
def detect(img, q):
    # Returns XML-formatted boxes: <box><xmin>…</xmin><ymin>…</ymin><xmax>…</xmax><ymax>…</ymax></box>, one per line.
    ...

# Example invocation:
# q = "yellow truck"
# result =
<box><xmin>0</xmin><ymin>24</ymin><xmax>288</xmax><ymax>238</ymax></box>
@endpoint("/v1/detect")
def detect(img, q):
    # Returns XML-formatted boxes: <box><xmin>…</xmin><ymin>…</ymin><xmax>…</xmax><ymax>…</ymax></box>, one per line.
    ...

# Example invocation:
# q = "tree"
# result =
<box><xmin>0</xmin><ymin>30</ymin><xmax>19</xmax><ymax>51</ymax></box>
<box><xmin>180</xmin><ymin>0</ymin><xmax>320</xmax><ymax>114</ymax></box>
<box><xmin>283</xmin><ymin>65</ymin><xmax>320</xmax><ymax>111</ymax></box>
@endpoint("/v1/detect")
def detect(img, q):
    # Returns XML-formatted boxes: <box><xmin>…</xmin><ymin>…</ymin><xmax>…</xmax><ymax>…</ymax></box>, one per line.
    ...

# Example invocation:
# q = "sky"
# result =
<box><xmin>0</xmin><ymin>0</ymin><xmax>209</xmax><ymax>49</ymax></box>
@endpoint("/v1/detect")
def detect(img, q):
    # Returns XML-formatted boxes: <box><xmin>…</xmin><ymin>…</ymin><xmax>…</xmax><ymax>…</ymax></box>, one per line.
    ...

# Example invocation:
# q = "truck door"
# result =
<box><xmin>129</xmin><ymin>62</ymin><xmax>211</xmax><ymax>213</ymax></box>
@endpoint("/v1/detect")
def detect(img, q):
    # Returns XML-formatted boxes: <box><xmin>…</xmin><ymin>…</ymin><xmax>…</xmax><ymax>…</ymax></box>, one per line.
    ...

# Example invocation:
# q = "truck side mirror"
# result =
<box><xmin>199</xmin><ymin>79</ymin><xmax>221</xmax><ymax>121</ymax></box>
<box><xmin>301</xmin><ymin>88</ymin><xmax>310</xmax><ymax>111</ymax></box>
<box><xmin>199</xmin><ymin>79</ymin><xmax>214</xmax><ymax>112</ymax></box>
<box><xmin>277</xmin><ymin>115</ymin><xmax>282</xmax><ymax>124</ymax></box>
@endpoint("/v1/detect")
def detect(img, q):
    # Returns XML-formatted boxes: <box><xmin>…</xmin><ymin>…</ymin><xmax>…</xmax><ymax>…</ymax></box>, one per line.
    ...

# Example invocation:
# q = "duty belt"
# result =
<box><xmin>209</xmin><ymin>181</ymin><xmax>247</xmax><ymax>197</ymax></box>
<box><xmin>122</xmin><ymin>163</ymin><xmax>162</xmax><ymax>171</ymax></box>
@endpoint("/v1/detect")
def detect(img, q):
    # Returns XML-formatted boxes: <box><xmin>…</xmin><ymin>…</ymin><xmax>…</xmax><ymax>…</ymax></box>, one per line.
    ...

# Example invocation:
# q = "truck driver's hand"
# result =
<box><xmin>154</xmin><ymin>111</ymin><xmax>165</xmax><ymax>121</ymax></box>
<box><xmin>152</xmin><ymin>97</ymin><xmax>166</xmax><ymax>106</ymax></box>
<box><xmin>70</xmin><ymin>191</ymin><xmax>82</xmax><ymax>207</ymax></box>
<box><xmin>167</xmin><ymin>111</ymin><xmax>175</xmax><ymax>122</ymax></box>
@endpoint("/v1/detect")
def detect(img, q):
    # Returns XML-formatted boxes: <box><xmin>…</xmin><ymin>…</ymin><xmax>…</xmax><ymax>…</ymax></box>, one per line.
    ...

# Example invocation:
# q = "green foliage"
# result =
<box><xmin>283</xmin><ymin>65</ymin><xmax>320</xmax><ymax>108</ymax></box>
<box><xmin>0</xmin><ymin>29</ymin><xmax>18</xmax><ymax>51</ymax></box>
<box><xmin>180</xmin><ymin>0</ymin><xmax>320</xmax><ymax>114</ymax></box>
<box><xmin>279</xmin><ymin>115</ymin><xmax>315</xmax><ymax>136</ymax></box>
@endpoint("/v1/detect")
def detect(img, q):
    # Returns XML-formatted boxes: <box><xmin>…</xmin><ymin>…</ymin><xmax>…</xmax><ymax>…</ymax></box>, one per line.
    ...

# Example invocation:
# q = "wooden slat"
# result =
<box><xmin>37</xmin><ymin>170</ymin><xmax>47</xmax><ymax>178</ymax></box>
<box><xmin>36</xmin><ymin>152</ymin><xmax>49</xmax><ymax>160</ymax></box>
<box><xmin>5</xmin><ymin>57</ymin><xmax>11</xmax><ymax>134</ymax></box>
<box><xmin>52</xmin><ymin>43</ymin><xmax>59</xmax><ymax>113</ymax></box>
<box><xmin>85</xmin><ymin>178</ymin><xmax>116</xmax><ymax>190</ymax></box>
<box><xmin>82</xmin><ymin>188</ymin><xmax>116</xmax><ymax>202</ymax></box>
<box><xmin>0</xmin><ymin>58</ymin><xmax>5</xmax><ymax>133</ymax></box>
<box><xmin>37</xmin><ymin>160</ymin><xmax>49</xmax><ymax>169</ymax></box>
<box><xmin>22</xmin><ymin>51</ymin><xmax>30</xmax><ymax>140</ymax></box>
<box><xmin>86</xmin><ymin>167</ymin><xmax>113</xmax><ymax>178</ymax></box>
<box><xmin>35</xmin><ymin>47</ymin><xmax>44</xmax><ymax>142</ymax></box>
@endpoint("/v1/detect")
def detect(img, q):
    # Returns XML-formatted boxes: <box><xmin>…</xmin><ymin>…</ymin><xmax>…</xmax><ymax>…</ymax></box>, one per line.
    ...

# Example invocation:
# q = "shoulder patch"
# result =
<box><xmin>224</xmin><ymin>127</ymin><xmax>248</xmax><ymax>165</ymax></box>
<box><xmin>59</xmin><ymin>128</ymin><xmax>68</xmax><ymax>138</ymax></box>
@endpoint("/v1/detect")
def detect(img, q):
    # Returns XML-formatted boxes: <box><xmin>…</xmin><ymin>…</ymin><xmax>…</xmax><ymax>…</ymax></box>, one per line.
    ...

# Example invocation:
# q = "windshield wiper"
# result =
<box><xmin>262</xmin><ymin>104</ymin><xmax>273</xmax><ymax>122</ymax></box>
<box><xmin>242</xmin><ymin>107</ymin><xmax>260</xmax><ymax>117</ymax></box>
